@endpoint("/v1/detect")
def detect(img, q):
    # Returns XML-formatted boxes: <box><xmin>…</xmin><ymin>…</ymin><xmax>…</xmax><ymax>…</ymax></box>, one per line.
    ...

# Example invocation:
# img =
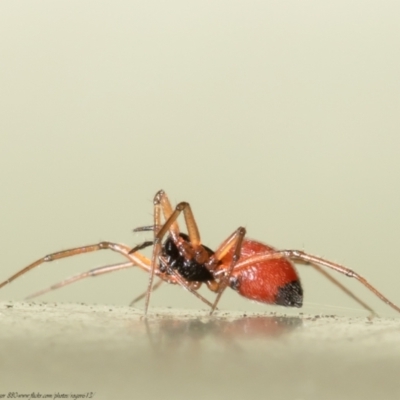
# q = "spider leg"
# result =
<box><xmin>129</xmin><ymin>279</ymin><xmax>164</xmax><ymax>306</ymax></box>
<box><xmin>225</xmin><ymin>250</ymin><xmax>400</xmax><ymax>315</ymax></box>
<box><xmin>144</xmin><ymin>190</ymin><xmax>205</xmax><ymax>315</ymax></box>
<box><xmin>132</xmin><ymin>225</ymin><xmax>161</xmax><ymax>232</ymax></box>
<box><xmin>142</xmin><ymin>191</ymin><xmax>241</xmax><ymax>314</ymax></box>
<box><xmin>129</xmin><ymin>240</ymin><xmax>154</xmax><ymax>254</ymax></box>
<box><xmin>310</xmin><ymin>264</ymin><xmax>378</xmax><ymax>317</ymax></box>
<box><xmin>286</xmin><ymin>250</ymin><xmax>400</xmax><ymax>315</ymax></box>
<box><xmin>131</xmin><ymin>270</ymin><xmax>214</xmax><ymax>309</ymax></box>
<box><xmin>23</xmin><ymin>255</ymin><xmax>212</xmax><ymax>309</ymax></box>
<box><xmin>167</xmin><ymin>268</ymin><xmax>214</xmax><ymax>308</ymax></box>
<box><xmin>25</xmin><ymin>261</ymin><xmax>137</xmax><ymax>300</ymax></box>
<box><xmin>157</xmin><ymin>190</ymin><xmax>180</xmax><ymax>235</ymax></box>
<box><xmin>144</xmin><ymin>190</ymin><xmax>167</xmax><ymax>315</ymax></box>
<box><xmin>155</xmin><ymin>195</ymin><xmax>201</xmax><ymax>246</ymax></box>
<box><xmin>0</xmin><ymin>242</ymin><xmax>150</xmax><ymax>290</ymax></box>
<box><xmin>208</xmin><ymin>227</ymin><xmax>247</xmax><ymax>314</ymax></box>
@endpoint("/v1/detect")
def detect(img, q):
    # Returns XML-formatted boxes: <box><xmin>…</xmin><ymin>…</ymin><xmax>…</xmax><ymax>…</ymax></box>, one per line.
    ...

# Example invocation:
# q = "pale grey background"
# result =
<box><xmin>1</xmin><ymin>1</ymin><xmax>400</xmax><ymax>317</ymax></box>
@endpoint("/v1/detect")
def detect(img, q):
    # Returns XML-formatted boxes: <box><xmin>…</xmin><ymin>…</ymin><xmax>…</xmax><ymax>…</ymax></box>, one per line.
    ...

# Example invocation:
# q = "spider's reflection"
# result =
<box><xmin>141</xmin><ymin>314</ymin><xmax>302</xmax><ymax>354</ymax></box>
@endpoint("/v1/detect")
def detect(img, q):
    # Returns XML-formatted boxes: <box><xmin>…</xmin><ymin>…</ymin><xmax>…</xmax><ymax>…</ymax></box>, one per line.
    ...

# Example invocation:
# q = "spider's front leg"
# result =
<box><xmin>143</xmin><ymin>190</ymin><xmax>205</xmax><ymax>315</ymax></box>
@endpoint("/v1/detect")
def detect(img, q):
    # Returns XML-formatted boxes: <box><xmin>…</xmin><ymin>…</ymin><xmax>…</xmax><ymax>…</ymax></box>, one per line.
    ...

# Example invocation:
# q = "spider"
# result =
<box><xmin>1</xmin><ymin>190</ymin><xmax>399</xmax><ymax>317</ymax></box>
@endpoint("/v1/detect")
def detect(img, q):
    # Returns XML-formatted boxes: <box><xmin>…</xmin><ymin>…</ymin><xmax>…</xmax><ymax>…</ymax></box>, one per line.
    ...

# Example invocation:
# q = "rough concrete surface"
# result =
<box><xmin>0</xmin><ymin>302</ymin><xmax>399</xmax><ymax>400</ymax></box>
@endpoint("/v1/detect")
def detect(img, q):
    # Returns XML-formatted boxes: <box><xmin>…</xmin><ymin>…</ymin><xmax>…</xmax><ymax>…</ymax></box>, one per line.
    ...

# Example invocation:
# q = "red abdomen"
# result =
<box><xmin>219</xmin><ymin>239</ymin><xmax>303</xmax><ymax>307</ymax></box>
